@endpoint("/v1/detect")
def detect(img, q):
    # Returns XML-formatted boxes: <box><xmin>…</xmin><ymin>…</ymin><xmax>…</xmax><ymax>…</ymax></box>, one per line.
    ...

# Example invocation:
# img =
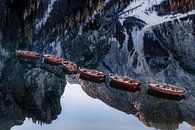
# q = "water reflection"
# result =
<box><xmin>0</xmin><ymin>57</ymin><xmax>194</xmax><ymax>130</ymax></box>
<box><xmin>79</xmin><ymin>79</ymin><xmax>195</xmax><ymax>130</ymax></box>
<box><xmin>10</xmin><ymin>82</ymin><xmax>192</xmax><ymax>130</ymax></box>
<box><xmin>0</xmin><ymin>0</ymin><xmax>195</xmax><ymax>130</ymax></box>
<box><xmin>0</xmin><ymin>56</ymin><xmax>66</xmax><ymax>129</ymax></box>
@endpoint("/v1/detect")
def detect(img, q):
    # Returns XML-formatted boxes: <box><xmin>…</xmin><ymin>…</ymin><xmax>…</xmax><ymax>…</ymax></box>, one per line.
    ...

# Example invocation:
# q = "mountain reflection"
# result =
<box><xmin>80</xmin><ymin>79</ymin><xmax>195</xmax><ymax>130</ymax></box>
<box><xmin>0</xmin><ymin>0</ymin><xmax>195</xmax><ymax>130</ymax></box>
<box><xmin>0</xmin><ymin>58</ymin><xmax>66</xmax><ymax>129</ymax></box>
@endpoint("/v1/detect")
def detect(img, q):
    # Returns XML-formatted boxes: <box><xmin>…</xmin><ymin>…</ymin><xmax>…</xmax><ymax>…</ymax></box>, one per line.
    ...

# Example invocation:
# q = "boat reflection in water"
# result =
<box><xmin>0</xmin><ymin>59</ymin><xmax>194</xmax><ymax>130</ymax></box>
<box><xmin>0</xmin><ymin>52</ymin><xmax>194</xmax><ymax>130</ymax></box>
<box><xmin>12</xmin><ymin>78</ymin><xmax>195</xmax><ymax>130</ymax></box>
<box><xmin>11</xmin><ymin>83</ymin><xmax>141</xmax><ymax>130</ymax></box>
<box><xmin>79</xmin><ymin>79</ymin><xmax>195</xmax><ymax>130</ymax></box>
<box><xmin>0</xmin><ymin>0</ymin><xmax>195</xmax><ymax>129</ymax></box>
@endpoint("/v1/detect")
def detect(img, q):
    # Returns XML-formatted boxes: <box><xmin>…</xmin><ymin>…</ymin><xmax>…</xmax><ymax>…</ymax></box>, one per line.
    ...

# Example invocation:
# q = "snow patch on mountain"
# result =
<box><xmin>119</xmin><ymin>0</ymin><xmax>195</xmax><ymax>26</ymax></box>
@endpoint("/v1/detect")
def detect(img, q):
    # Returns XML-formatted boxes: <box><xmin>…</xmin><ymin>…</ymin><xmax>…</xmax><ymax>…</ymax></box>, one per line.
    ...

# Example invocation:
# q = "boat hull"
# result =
<box><xmin>16</xmin><ymin>50</ymin><xmax>39</xmax><ymax>59</ymax></box>
<box><xmin>62</xmin><ymin>60</ymin><xmax>78</xmax><ymax>74</ymax></box>
<box><xmin>79</xmin><ymin>68</ymin><xmax>106</xmax><ymax>83</ymax></box>
<box><xmin>79</xmin><ymin>72</ymin><xmax>105</xmax><ymax>83</ymax></box>
<box><xmin>109</xmin><ymin>75</ymin><xmax>140</xmax><ymax>90</ymax></box>
<box><xmin>147</xmin><ymin>88</ymin><xmax>185</xmax><ymax>100</ymax></box>
<box><xmin>147</xmin><ymin>82</ymin><xmax>186</xmax><ymax>97</ymax></box>
<box><xmin>110</xmin><ymin>79</ymin><xmax>140</xmax><ymax>89</ymax></box>
<box><xmin>43</xmin><ymin>54</ymin><xmax>62</xmax><ymax>65</ymax></box>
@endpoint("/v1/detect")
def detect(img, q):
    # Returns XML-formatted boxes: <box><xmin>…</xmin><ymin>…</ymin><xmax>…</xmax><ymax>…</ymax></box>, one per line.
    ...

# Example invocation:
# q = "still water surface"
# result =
<box><xmin>1</xmin><ymin>0</ymin><xmax>195</xmax><ymax>129</ymax></box>
<box><xmin>11</xmin><ymin>83</ymin><xmax>190</xmax><ymax>130</ymax></box>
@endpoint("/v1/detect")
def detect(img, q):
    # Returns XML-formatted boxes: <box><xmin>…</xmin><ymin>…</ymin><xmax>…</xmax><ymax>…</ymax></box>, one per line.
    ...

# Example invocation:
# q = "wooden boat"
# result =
<box><xmin>43</xmin><ymin>54</ymin><xmax>62</xmax><ymax>65</ymax></box>
<box><xmin>147</xmin><ymin>81</ymin><xmax>186</xmax><ymax>96</ymax></box>
<box><xmin>109</xmin><ymin>74</ymin><xmax>140</xmax><ymax>89</ymax></box>
<box><xmin>61</xmin><ymin>59</ymin><xmax>77</xmax><ymax>74</ymax></box>
<box><xmin>16</xmin><ymin>50</ymin><xmax>39</xmax><ymax>59</ymax></box>
<box><xmin>79</xmin><ymin>67</ymin><xmax>106</xmax><ymax>83</ymax></box>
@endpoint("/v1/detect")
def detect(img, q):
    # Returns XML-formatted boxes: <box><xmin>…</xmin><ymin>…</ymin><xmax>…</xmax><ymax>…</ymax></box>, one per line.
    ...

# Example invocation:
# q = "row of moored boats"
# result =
<box><xmin>16</xmin><ymin>50</ymin><xmax>186</xmax><ymax>97</ymax></box>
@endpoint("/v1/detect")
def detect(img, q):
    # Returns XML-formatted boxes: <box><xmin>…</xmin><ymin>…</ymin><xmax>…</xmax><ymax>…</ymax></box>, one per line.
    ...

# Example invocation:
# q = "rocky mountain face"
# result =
<box><xmin>0</xmin><ymin>0</ymin><xmax>195</xmax><ymax>129</ymax></box>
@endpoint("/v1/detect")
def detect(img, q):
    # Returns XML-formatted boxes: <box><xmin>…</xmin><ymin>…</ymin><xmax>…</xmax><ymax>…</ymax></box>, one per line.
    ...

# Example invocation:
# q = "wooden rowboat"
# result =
<box><xmin>109</xmin><ymin>74</ymin><xmax>140</xmax><ymax>89</ymax></box>
<box><xmin>147</xmin><ymin>81</ymin><xmax>186</xmax><ymax>96</ymax></box>
<box><xmin>16</xmin><ymin>50</ymin><xmax>39</xmax><ymax>59</ymax></box>
<box><xmin>43</xmin><ymin>54</ymin><xmax>62</xmax><ymax>65</ymax></box>
<box><xmin>61</xmin><ymin>59</ymin><xmax>77</xmax><ymax>74</ymax></box>
<box><xmin>79</xmin><ymin>67</ymin><xmax>106</xmax><ymax>83</ymax></box>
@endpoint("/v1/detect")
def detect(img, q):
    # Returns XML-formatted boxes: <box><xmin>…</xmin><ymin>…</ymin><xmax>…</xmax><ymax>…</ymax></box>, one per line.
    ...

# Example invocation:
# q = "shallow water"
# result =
<box><xmin>11</xmin><ymin>83</ymin><xmax>191</xmax><ymax>130</ymax></box>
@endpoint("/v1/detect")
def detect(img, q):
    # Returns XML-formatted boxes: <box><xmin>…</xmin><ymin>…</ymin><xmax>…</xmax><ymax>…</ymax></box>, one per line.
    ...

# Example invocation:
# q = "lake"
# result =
<box><xmin>0</xmin><ymin>0</ymin><xmax>195</xmax><ymax>130</ymax></box>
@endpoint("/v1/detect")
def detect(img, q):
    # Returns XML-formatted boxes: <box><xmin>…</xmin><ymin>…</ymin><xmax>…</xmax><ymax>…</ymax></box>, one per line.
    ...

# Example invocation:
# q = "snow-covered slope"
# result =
<box><xmin>119</xmin><ymin>0</ymin><xmax>195</xmax><ymax>26</ymax></box>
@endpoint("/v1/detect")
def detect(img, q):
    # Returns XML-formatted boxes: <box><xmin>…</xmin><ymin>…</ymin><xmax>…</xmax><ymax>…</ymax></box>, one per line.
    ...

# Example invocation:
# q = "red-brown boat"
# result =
<box><xmin>109</xmin><ymin>74</ymin><xmax>140</xmax><ymax>89</ymax></box>
<box><xmin>61</xmin><ymin>59</ymin><xmax>77</xmax><ymax>74</ymax></box>
<box><xmin>43</xmin><ymin>54</ymin><xmax>62</xmax><ymax>65</ymax></box>
<box><xmin>147</xmin><ymin>81</ymin><xmax>186</xmax><ymax>96</ymax></box>
<box><xmin>16</xmin><ymin>50</ymin><xmax>39</xmax><ymax>59</ymax></box>
<box><xmin>79</xmin><ymin>67</ymin><xmax>106</xmax><ymax>83</ymax></box>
